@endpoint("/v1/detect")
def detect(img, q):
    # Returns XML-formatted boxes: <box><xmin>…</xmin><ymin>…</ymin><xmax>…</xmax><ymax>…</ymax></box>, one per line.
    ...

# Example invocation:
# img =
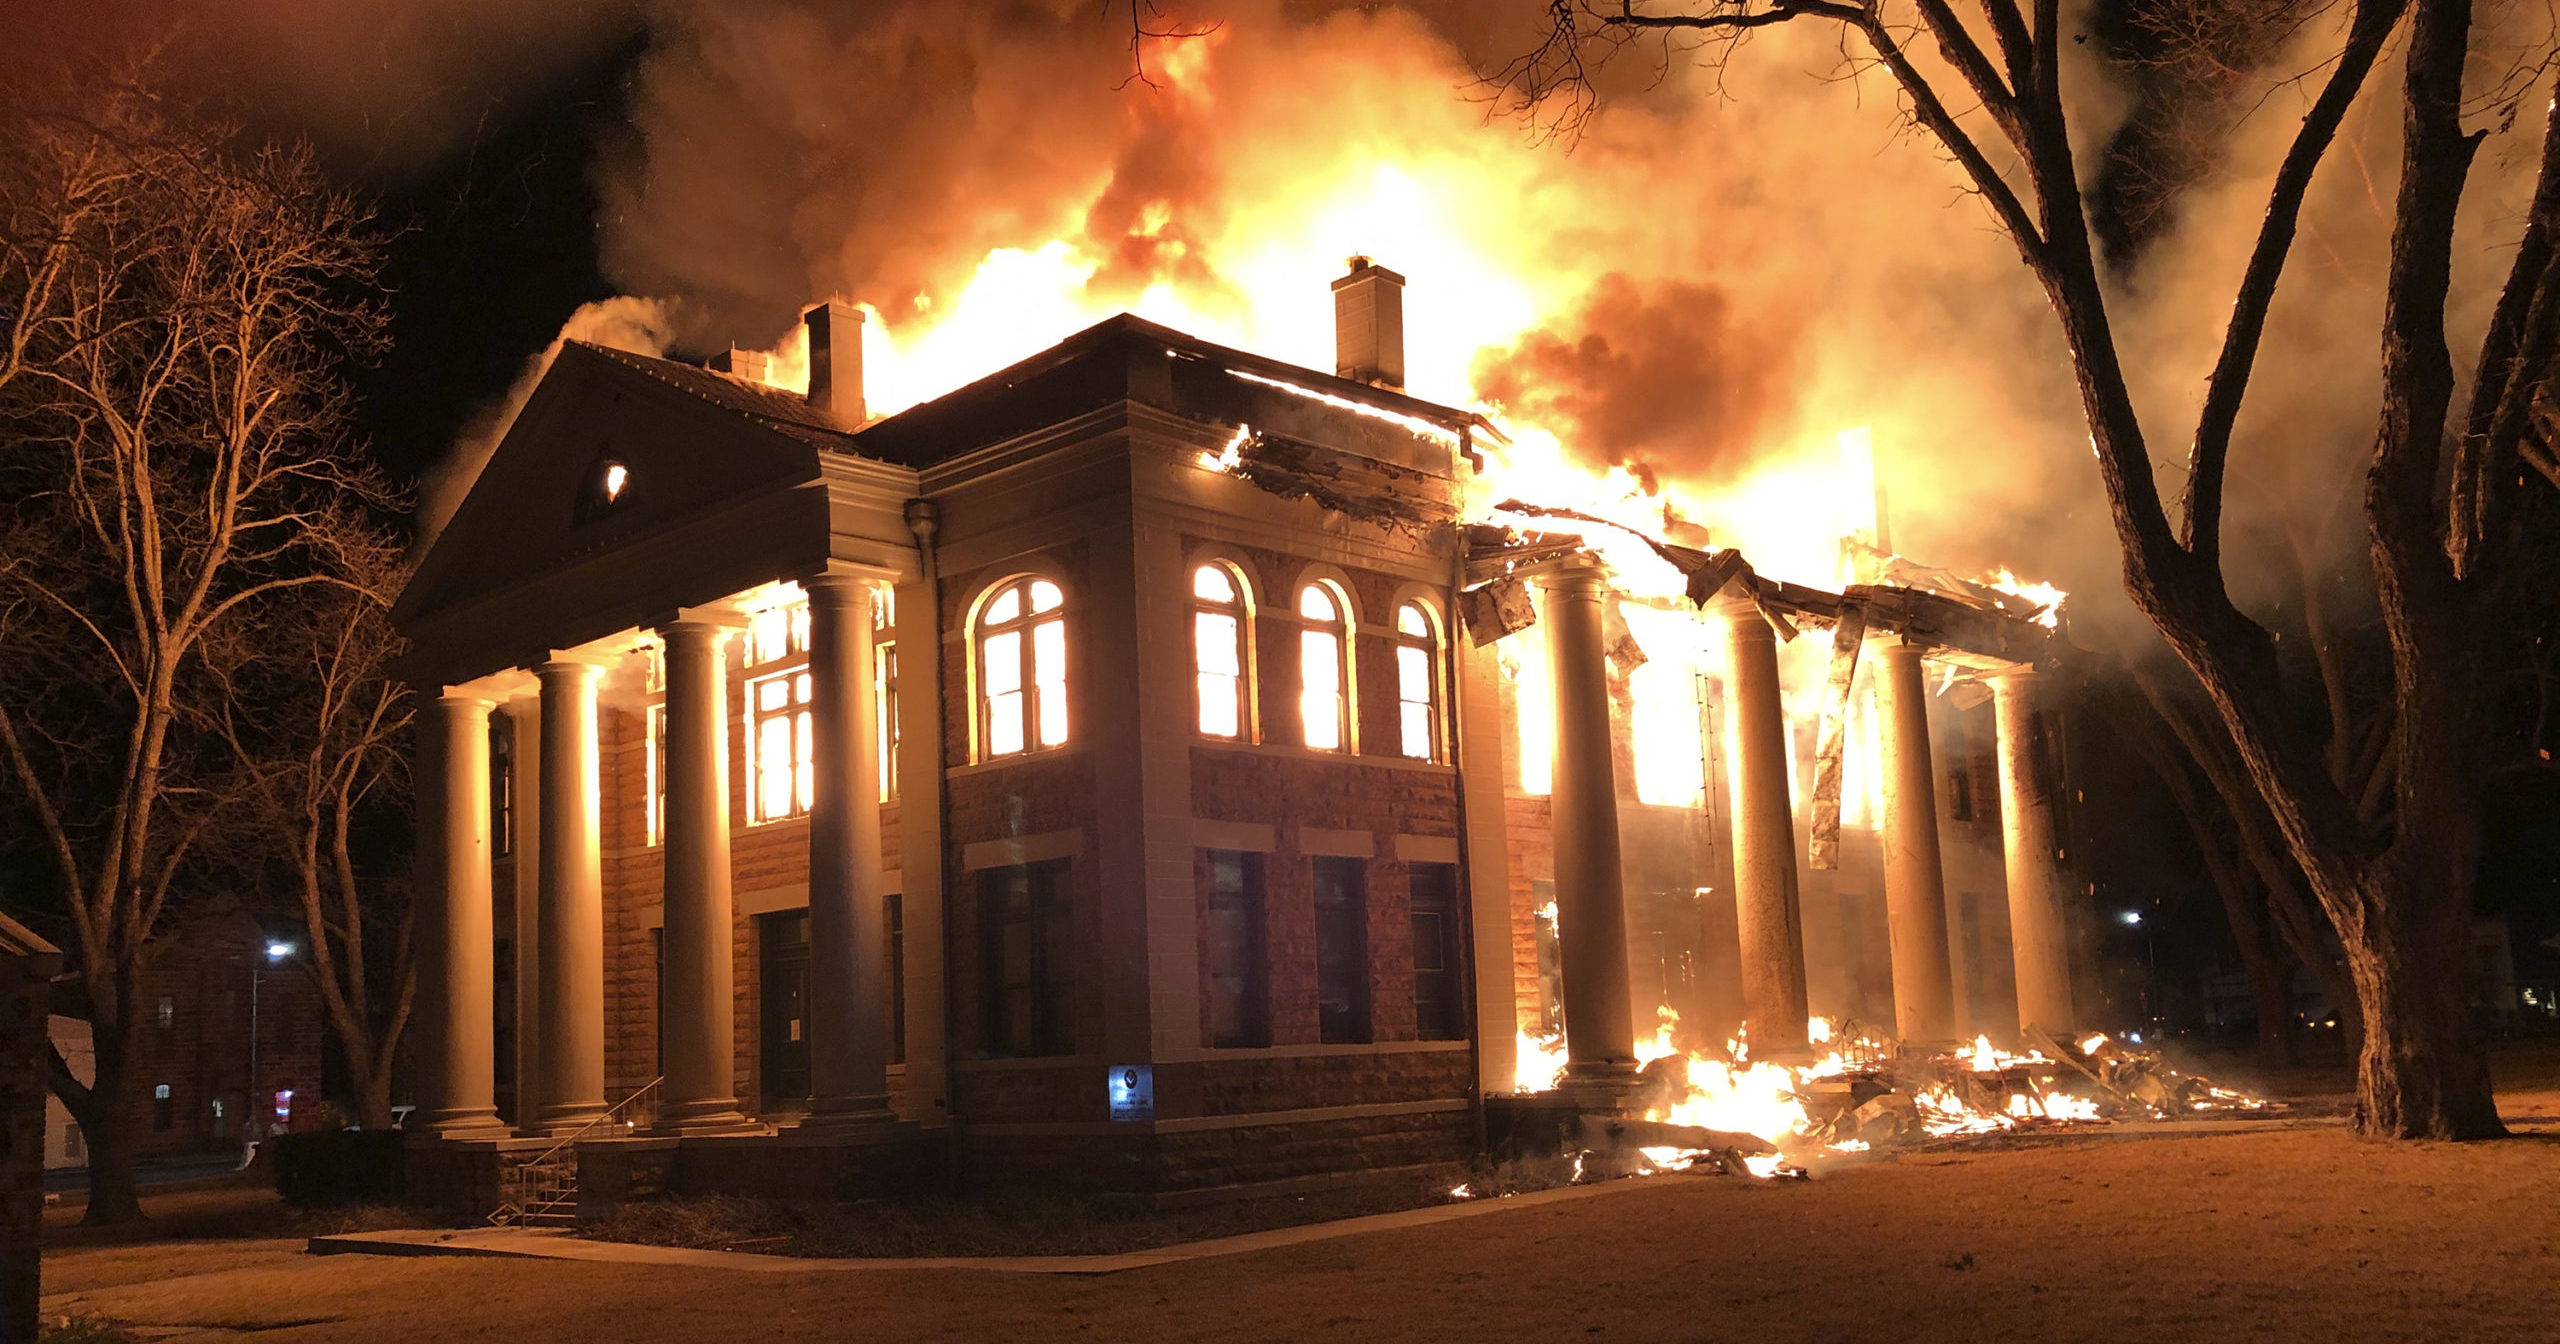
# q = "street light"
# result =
<box><xmin>249</xmin><ymin>940</ymin><xmax>294</xmax><ymax>1153</ymax></box>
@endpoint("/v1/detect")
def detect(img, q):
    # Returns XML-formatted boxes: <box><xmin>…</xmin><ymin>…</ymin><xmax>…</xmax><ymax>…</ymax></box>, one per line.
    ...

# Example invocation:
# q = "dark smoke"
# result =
<box><xmin>1471</xmin><ymin>273</ymin><xmax>1796</xmax><ymax>491</ymax></box>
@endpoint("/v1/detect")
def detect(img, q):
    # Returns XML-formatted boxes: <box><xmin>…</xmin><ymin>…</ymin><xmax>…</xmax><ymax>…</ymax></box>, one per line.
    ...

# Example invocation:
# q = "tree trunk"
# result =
<box><xmin>2341</xmin><ymin>870</ymin><xmax>2503</xmax><ymax>1138</ymax></box>
<box><xmin>76</xmin><ymin>1063</ymin><xmax>144</xmax><ymax>1226</ymax></box>
<box><xmin>353</xmin><ymin>1054</ymin><xmax>395</xmax><ymax>1131</ymax></box>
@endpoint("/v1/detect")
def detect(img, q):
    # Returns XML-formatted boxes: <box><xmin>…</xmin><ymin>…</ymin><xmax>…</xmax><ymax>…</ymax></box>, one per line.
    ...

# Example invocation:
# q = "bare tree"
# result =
<box><xmin>1500</xmin><ymin>0</ymin><xmax>2557</xmax><ymax>1138</ymax></box>
<box><xmin>0</xmin><ymin>69</ymin><xmax>387</xmax><ymax>1221</ymax></box>
<box><xmin>204</xmin><ymin>532</ymin><xmax>415</xmax><ymax>1130</ymax></box>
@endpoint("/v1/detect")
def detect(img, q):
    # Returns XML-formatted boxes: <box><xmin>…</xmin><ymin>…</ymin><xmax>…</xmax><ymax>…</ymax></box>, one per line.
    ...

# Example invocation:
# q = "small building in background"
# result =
<box><xmin>44</xmin><ymin>908</ymin><xmax>328</xmax><ymax>1170</ymax></box>
<box><xmin>44</xmin><ymin>1015</ymin><xmax>90</xmax><ymax>1170</ymax></box>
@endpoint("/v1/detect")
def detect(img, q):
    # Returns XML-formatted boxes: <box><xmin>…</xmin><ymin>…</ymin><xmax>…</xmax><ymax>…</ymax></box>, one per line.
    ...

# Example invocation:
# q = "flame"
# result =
<box><xmin>1987</xmin><ymin>568</ymin><xmax>2068</xmax><ymax>629</ymax></box>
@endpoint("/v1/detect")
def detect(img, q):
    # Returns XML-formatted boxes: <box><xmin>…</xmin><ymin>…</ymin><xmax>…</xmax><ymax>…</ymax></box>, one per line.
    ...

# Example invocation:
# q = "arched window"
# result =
<box><xmin>1193</xmin><ymin>564</ymin><xmax>1249</xmax><ymax>740</ymax></box>
<box><xmin>979</xmin><ymin>576</ymin><xmax>1067</xmax><ymax>758</ymax></box>
<box><xmin>1394</xmin><ymin>601</ymin><xmax>1441</xmax><ymax>761</ymax></box>
<box><xmin>1298</xmin><ymin>583</ymin><xmax>1351</xmax><ymax>752</ymax></box>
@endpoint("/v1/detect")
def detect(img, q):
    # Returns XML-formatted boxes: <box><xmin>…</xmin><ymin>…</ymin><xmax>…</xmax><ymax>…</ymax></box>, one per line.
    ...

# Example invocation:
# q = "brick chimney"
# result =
<box><xmin>802</xmin><ymin>297</ymin><xmax>866</xmax><ymax>422</ymax></box>
<box><xmin>1331</xmin><ymin>256</ymin><xmax>1405</xmax><ymax>392</ymax></box>
<box><xmin>710</xmin><ymin>347</ymin><xmax>771</xmax><ymax>383</ymax></box>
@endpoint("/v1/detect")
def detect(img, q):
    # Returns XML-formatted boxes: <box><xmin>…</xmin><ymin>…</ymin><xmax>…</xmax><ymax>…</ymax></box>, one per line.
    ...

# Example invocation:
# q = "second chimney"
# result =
<box><xmin>802</xmin><ymin>297</ymin><xmax>866</xmax><ymax>423</ymax></box>
<box><xmin>710</xmin><ymin>347</ymin><xmax>772</xmax><ymax>384</ymax></box>
<box><xmin>1331</xmin><ymin>257</ymin><xmax>1405</xmax><ymax>393</ymax></box>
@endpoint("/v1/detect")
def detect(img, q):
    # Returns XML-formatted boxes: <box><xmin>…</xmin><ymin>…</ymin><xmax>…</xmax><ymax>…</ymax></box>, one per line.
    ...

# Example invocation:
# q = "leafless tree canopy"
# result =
<box><xmin>0</xmin><ymin>60</ymin><xmax>401</xmax><ymax>1220</ymax></box>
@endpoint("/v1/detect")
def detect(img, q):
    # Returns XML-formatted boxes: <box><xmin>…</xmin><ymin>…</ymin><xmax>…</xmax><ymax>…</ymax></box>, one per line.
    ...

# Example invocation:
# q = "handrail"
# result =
<box><xmin>517</xmin><ymin>1076</ymin><xmax>665</xmax><ymax>1169</ymax></box>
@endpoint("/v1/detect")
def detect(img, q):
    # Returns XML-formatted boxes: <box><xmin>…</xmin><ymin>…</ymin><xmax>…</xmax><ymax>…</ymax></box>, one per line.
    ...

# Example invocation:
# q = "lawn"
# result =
<box><xmin>36</xmin><ymin>1040</ymin><xmax>2560</xmax><ymax>1344</ymax></box>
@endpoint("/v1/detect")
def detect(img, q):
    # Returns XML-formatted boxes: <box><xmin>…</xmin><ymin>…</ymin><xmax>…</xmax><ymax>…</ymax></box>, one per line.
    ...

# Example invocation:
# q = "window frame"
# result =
<box><xmin>1191</xmin><ymin>561</ymin><xmax>1255</xmax><ymax>742</ymax></box>
<box><xmin>1295</xmin><ymin>579</ymin><xmax>1356</xmax><ymax>754</ymax></box>
<box><xmin>1202</xmin><ymin>849</ymin><xmax>1269</xmax><ymax>1048</ymax></box>
<box><xmin>1312</xmin><ymin>855</ymin><xmax>1372</xmax><ymax>1044</ymax></box>
<box><xmin>973</xmin><ymin>574</ymin><xmax>1070</xmax><ymax>761</ymax></box>
<box><xmin>874</xmin><ymin>587</ymin><xmax>900</xmax><ymax>801</ymax></box>
<box><xmin>1392</xmin><ymin>599</ymin><xmax>1444</xmax><ymax>762</ymax></box>
<box><xmin>1408</xmin><ymin>861</ymin><xmax>1466</xmax><ymax>1041</ymax></box>
<box><xmin>742</xmin><ymin>600</ymin><xmax>815</xmax><ymax>826</ymax></box>
<box><xmin>978</xmin><ymin>858</ymin><xmax>1077</xmax><ymax>1058</ymax></box>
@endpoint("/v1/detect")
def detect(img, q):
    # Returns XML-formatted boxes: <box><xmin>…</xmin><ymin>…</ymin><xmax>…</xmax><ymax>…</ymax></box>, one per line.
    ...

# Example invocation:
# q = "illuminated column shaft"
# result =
<box><xmin>1877</xmin><ymin>640</ymin><xmax>1956</xmax><ymax>1043</ymax></box>
<box><xmin>533</xmin><ymin>659</ymin><xmax>608</xmax><ymax>1134</ymax></box>
<box><xmin>1543</xmin><ymin>562</ymin><xmax>1638</xmax><ymax>1087</ymax></box>
<box><xmin>802</xmin><ymin>570</ymin><xmax>892</xmax><ymax>1123</ymax></box>
<box><xmin>654</xmin><ymin>621</ymin><xmax>751</xmax><ymax>1133</ymax></box>
<box><xmin>414</xmin><ymin>692</ymin><xmax>506</xmax><ymax>1136</ymax></box>
<box><xmin>1992</xmin><ymin>668</ymin><xmax>2074</xmax><ymax>1035</ymax></box>
<box><xmin>1716</xmin><ymin>597</ymin><xmax>1811</xmax><ymax>1058</ymax></box>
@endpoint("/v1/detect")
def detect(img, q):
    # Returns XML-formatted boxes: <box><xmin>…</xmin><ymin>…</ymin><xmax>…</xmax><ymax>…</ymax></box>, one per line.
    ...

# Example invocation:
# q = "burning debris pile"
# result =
<box><xmin>1511</xmin><ymin>1017</ymin><xmax>2274</xmax><ymax>1184</ymax></box>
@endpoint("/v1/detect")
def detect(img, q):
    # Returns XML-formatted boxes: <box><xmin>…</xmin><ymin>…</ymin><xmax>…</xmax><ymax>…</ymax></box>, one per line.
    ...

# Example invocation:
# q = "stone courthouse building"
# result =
<box><xmin>397</xmin><ymin>262</ymin><xmax>2077</xmax><ymax>1205</ymax></box>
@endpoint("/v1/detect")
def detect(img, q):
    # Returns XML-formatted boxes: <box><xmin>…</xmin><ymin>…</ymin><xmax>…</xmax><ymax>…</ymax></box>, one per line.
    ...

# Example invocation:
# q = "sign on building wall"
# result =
<box><xmin>1107</xmin><ymin>1065</ymin><xmax>1153</xmax><ymax>1123</ymax></box>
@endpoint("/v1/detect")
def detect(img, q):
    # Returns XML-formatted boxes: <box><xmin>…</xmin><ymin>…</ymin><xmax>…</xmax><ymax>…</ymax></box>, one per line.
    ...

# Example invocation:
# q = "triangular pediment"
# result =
<box><xmin>396</xmin><ymin>343</ymin><xmax>834</xmax><ymax>630</ymax></box>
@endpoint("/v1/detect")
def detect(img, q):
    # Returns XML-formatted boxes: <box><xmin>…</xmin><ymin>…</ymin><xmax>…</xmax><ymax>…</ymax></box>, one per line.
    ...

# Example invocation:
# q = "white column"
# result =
<box><xmin>1877</xmin><ymin>640</ymin><xmax>1956</xmax><ymax>1043</ymax></box>
<box><xmin>532</xmin><ymin>659</ymin><xmax>607</xmax><ymax>1134</ymax></box>
<box><xmin>1716</xmin><ymin>597</ymin><xmax>1812</xmax><ymax>1059</ymax></box>
<box><xmin>1543</xmin><ymin>561</ymin><xmax>1638</xmax><ymax>1095</ymax></box>
<box><xmin>414</xmin><ymin>692</ymin><xmax>506</xmax><ymax>1136</ymax></box>
<box><xmin>654</xmin><ymin>621</ymin><xmax>751</xmax><ymax>1132</ymax></box>
<box><xmin>801</xmin><ymin>570</ymin><xmax>893</xmax><ymax>1124</ymax></box>
<box><xmin>1992</xmin><ymin>668</ymin><xmax>2074</xmax><ymax>1035</ymax></box>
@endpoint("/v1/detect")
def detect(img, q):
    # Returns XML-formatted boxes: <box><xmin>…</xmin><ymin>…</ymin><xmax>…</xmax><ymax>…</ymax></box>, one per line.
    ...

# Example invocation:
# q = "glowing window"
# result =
<box><xmin>745</xmin><ymin>600</ymin><xmax>814</xmax><ymax>824</ymax></box>
<box><xmin>1394</xmin><ymin>601</ymin><xmax>1439</xmax><ymax>761</ymax></box>
<box><xmin>979</xmin><ymin>576</ymin><xmax>1068</xmax><ymax>759</ymax></box>
<box><xmin>1298</xmin><ymin>583</ymin><xmax>1349</xmax><ymax>753</ymax></box>
<box><xmin>1193</xmin><ymin>564</ymin><xmax>1249</xmax><ymax>740</ymax></box>
<box><xmin>641</xmin><ymin>642</ymin><xmax>668</xmax><ymax>846</ymax></box>
<box><xmin>874</xmin><ymin>587</ymin><xmax>899</xmax><ymax>802</ymax></box>
<box><xmin>575</xmin><ymin>454</ymin><xmax>633</xmax><ymax>525</ymax></box>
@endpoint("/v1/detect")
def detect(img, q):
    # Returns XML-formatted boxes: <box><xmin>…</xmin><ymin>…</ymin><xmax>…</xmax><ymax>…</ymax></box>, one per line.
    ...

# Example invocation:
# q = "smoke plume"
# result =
<box><xmin>413</xmin><ymin>296</ymin><xmax>673</xmax><ymax>550</ymax></box>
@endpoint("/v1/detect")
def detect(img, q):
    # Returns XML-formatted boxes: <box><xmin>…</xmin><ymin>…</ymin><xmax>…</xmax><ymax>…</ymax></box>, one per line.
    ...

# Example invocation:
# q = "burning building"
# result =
<box><xmin>395</xmin><ymin>261</ymin><xmax>2088</xmax><ymax>1214</ymax></box>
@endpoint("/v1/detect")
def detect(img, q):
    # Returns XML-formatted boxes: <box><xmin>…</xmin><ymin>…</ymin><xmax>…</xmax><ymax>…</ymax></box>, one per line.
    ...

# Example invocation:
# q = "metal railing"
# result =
<box><xmin>488</xmin><ymin>1077</ymin><xmax>664</xmax><ymax>1227</ymax></box>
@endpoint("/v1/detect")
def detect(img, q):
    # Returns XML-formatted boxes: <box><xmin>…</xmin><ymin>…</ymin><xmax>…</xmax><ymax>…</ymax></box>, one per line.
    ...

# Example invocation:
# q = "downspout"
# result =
<box><xmin>1444</xmin><ymin>459</ymin><xmax>1489</xmax><ymax>1164</ymax></box>
<box><xmin>903</xmin><ymin>497</ymin><xmax>960</xmax><ymax>1182</ymax></box>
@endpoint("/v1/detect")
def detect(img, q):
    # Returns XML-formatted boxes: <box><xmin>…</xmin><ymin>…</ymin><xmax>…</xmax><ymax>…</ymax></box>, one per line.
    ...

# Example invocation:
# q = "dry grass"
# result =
<box><xmin>578</xmin><ymin>1168</ymin><xmax>1507</xmax><ymax>1259</ymax></box>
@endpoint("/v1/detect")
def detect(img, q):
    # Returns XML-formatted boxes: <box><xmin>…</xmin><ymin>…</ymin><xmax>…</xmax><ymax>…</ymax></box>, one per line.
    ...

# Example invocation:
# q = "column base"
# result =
<box><xmin>410</xmin><ymin>1107</ymin><xmax>511</xmax><ymax>1140</ymax></box>
<box><xmin>1556</xmin><ymin>1059</ymin><xmax>1644</xmax><ymax>1115</ymax></box>
<box><xmin>528</xmin><ymin>1102</ymin><xmax>611</xmax><ymax>1137</ymax></box>
<box><xmin>651</xmin><ymin>1098</ymin><xmax>763</xmax><ymax>1137</ymax></box>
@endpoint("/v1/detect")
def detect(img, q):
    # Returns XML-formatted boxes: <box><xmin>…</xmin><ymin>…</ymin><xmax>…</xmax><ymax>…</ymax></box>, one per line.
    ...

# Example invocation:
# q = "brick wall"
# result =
<box><xmin>113</xmin><ymin>915</ymin><xmax>325</xmax><ymax>1156</ymax></box>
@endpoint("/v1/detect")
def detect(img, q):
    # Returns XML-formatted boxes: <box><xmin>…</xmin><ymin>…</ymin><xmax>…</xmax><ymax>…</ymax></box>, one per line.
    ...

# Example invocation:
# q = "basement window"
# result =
<box><xmin>977</xmin><ymin>577</ymin><xmax>1067</xmax><ymax>759</ymax></box>
<box><xmin>1298</xmin><ymin>583</ymin><xmax>1351</xmax><ymax>752</ymax></box>
<box><xmin>1409</xmin><ymin>861</ymin><xmax>1464</xmax><ymax>1041</ymax></box>
<box><xmin>1394</xmin><ymin>601</ymin><xmax>1441</xmax><ymax>761</ymax></box>
<box><xmin>1193</xmin><ymin>564</ymin><xmax>1250</xmax><ymax>741</ymax></box>
<box><xmin>979</xmin><ymin>858</ymin><xmax>1075</xmax><ymax>1057</ymax></box>
<box><xmin>1203</xmin><ymin>850</ymin><xmax>1269</xmax><ymax>1048</ymax></box>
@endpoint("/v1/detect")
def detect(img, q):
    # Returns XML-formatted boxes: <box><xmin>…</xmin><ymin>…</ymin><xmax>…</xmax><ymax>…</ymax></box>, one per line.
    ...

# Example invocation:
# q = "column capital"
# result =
<box><xmin>654</xmin><ymin>616</ymin><xmax>736</xmax><ymax>646</ymax></box>
<box><xmin>418</xmin><ymin>688</ymin><xmax>497</xmax><ymax>714</ymax></box>
<box><xmin>803</xmin><ymin>561</ymin><xmax>899</xmax><ymax>599</ymax></box>
<box><xmin>1711</xmin><ymin>591</ymin><xmax>1780</xmax><ymax>643</ymax></box>
<box><xmin>1541</xmin><ymin>552</ymin><xmax>1611</xmax><ymax>597</ymax></box>
<box><xmin>532</xmin><ymin>654</ymin><xmax>609</xmax><ymax>683</ymax></box>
